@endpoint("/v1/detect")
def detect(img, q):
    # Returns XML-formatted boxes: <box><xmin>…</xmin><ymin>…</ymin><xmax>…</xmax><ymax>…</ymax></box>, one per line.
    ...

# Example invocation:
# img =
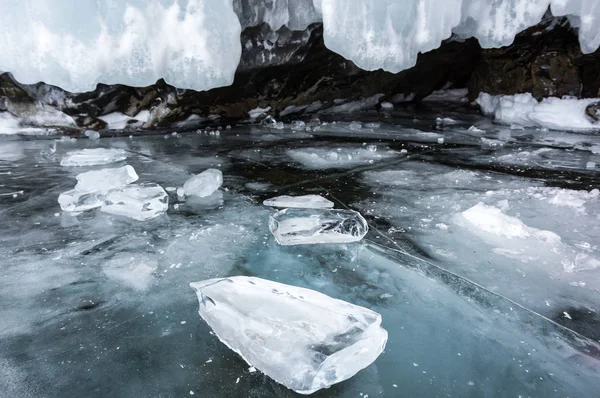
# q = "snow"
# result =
<box><xmin>60</xmin><ymin>148</ymin><xmax>128</xmax><ymax>167</ymax></box>
<box><xmin>182</xmin><ymin>169</ymin><xmax>223</xmax><ymax>198</ymax></box>
<box><xmin>98</xmin><ymin>112</ymin><xmax>150</xmax><ymax>130</ymax></box>
<box><xmin>477</xmin><ymin>93</ymin><xmax>600</xmax><ymax>132</ymax></box>
<box><xmin>190</xmin><ymin>276</ymin><xmax>387</xmax><ymax>394</ymax></box>
<box><xmin>263</xmin><ymin>194</ymin><xmax>334</xmax><ymax>209</ymax></box>
<box><xmin>269</xmin><ymin>208</ymin><xmax>368</xmax><ymax>245</ymax></box>
<box><xmin>101</xmin><ymin>183</ymin><xmax>169</xmax><ymax>221</ymax></box>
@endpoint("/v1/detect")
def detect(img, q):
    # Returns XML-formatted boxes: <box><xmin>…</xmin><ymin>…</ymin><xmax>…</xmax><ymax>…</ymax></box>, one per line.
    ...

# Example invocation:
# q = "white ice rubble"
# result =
<box><xmin>60</xmin><ymin>148</ymin><xmax>128</xmax><ymax>167</ymax></box>
<box><xmin>269</xmin><ymin>208</ymin><xmax>368</xmax><ymax>245</ymax></box>
<box><xmin>58</xmin><ymin>165</ymin><xmax>139</xmax><ymax>212</ymax></box>
<box><xmin>101</xmin><ymin>183</ymin><xmax>169</xmax><ymax>221</ymax></box>
<box><xmin>182</xmin><ymin>168</ymin><xmax>223</xmax><ymax>198</ymax></box>
<box><xmin>2</xmin><ymin>0</ymin><xmax>599</xmax><ymax>92</ymax></box>
<box><xmin>477</xmin><ymin>92</ymin><xmax>600</xmax><ymax>132</ymax></box>
<box><xmin>263</xmin><ymin>194</ymin><xmax>334</xmax><ymax>209</ymax></box>
<box><xmin>190</xmin><ymin>276</ymin><xmax>387</xmax><ymax>395</ymax></box>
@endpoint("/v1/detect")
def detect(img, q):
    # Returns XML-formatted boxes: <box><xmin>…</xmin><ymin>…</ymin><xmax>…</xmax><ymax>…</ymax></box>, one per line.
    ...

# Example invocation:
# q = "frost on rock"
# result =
<box><xmin>0</xmin><ymin>0</ymin><xmax>242</xmax><ymax>92</ymax></box>
<box><xmin>269</xmin><ymin>208</ymin><xmax>368</xmax><ymax>245</ymax></box>
<box><xmin>75</xmin><ymin>165</ymin><xmax>139</xmax><ymax>192</ymax></box>
<box><xmin>476</xmin><ymin>92</ymin><xmax>600</xmax><ymax>132</ymax></box>
<box><xmin>101</xmin><ymin>183</ymin><xmax>168</xmax><ymax>221</ymax></box>
<box><xmin>182</xmin><ymin>169</ymin><xmax>223</xmax><ymax>198</ymax></box>
<box><xmin>60</xmin><ymin>148</ymin><xmax>128</xmax><ymax>167</ymax></box>
<box><xmin>263</xmin><ymin>194</ymin><xmax>334</xmax><ymax>209</ymax></box>
<box><xmin>190</xmin><ymin>276</ymin><xmax>387</xmax><ymax>395</ymax></box>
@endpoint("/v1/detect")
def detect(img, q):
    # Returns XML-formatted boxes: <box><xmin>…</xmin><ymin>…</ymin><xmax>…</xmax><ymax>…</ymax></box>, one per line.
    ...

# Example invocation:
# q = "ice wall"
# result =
<box><xmin>0</xmin><ymin>0</ymin><xmax>242</xmax><ymax>92</ymax></box>
<box><xmin>0</xmin><ymin>0</ymin><xmax>598</xmax><ymax>93</ymax></box>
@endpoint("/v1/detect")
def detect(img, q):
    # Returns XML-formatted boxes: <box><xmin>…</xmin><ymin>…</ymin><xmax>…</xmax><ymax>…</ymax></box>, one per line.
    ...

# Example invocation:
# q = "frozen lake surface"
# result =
<box><xmin>1</xmin><ymin>106</ymin><xmax>600</xmax><ymax>397</ymax></box>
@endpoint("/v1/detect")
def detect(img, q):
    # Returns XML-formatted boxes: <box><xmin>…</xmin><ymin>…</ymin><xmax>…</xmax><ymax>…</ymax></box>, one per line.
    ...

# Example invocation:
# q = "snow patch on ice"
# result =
<box><xmin>477</xmin><ymin>93</ymin><xmax>600</xmax><ymax>132</ymax></box>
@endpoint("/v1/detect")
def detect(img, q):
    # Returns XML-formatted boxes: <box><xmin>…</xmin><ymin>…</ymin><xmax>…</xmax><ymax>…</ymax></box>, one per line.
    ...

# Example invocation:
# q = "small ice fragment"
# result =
<box><xmin>60</xmin><ymin>148</ymin><xmax>127</xmax><ymax>167</ymax></box>
<box><xmin>260</xmin><ymin>115</ymin><xmax>278</xmax><ymax>128</ymax></box>
<box><xmin>563</xmin><ymin>312</ymin><xmax>572</xmax><ymax>320</ymax></box>
<box><xmin>183</xmin><ymin>169</ymin><xmax>223</xmax><ymax>198</ymax></box>
<box><xmin>400</xmin><ymin>149</ymin><xmax>408</xmax><ymax>154</ymax></box>
<box><xmin>85</xmin><ymin>130</ymin><xmax>100</xmax><ymax>140</ymax></box>
<box><xmin>435</xmin><ymin>223</ymin><xmax>449</xmax><ymax>230</ymax></box>
<box><xmin>586</xmin><ymin>161</ymin><xmax>596</xmax><ymax>170</ymax></box>
<box><xmin>468</xmin><ymin>381</ymin><xmax>475</xmax><ymax>386</ymax></box>
<box><xmin>380</xmin><ymin>102</ymin><xmax>394</xmax><ymax>110</ymax></box>
<box><xmin>437</xmin><ymin>137</ymin><xmax>445</xmax><ymax>144</ymax></box>
<box><xmin>190</xmin><ymin>276</ymin><xmax>387</xmax><ymax>395</ymax></box>
<box><xmin>189</xmin><ymin>391</ymin><xmax>194</xmax><ymax>395</ymax></box>
<box><xmin>263</xmin><ymin>195</ymin><xmax>334</xmax><ymax>209</ymax></box>
<box><xmin>75</xmin><ymin>165</ymin><xmax>138</xmax><ymax>192</ymax></box>
<box><xmin>291</xmin><ymin>120</ymin><xmax>306</xmax><ymax>130</ymax></box>
<box><xmin>235</xmin><ymin>378</ymin><xmax>240</xmax><ymax>384</ymax></box>
<box><xmin>165</xmin><ymin>187</ymin><xmax>176</xmax><ymax>193</ymax></box>
<box><xmin>58</xmin><ymin>189</ymin><xmax>104</xmax><ymax>212</ymax></box>
<box><xmin>101</xmin><ymin>183</ymin><xmax>168</xmax><ymax>221</ymax></box>
<box><xmin>365</xmin><ymin>122</ymin><xmax>381</xmax><ymax>128</ymax></box>
<box><xmin>181</xmin><ymin>321</ymin><xmax>186</xmax><ymax>324</ymax></box>
<box><xmin>275</xmin><ymin>122</ymin><xmax>284</xmax><ymax>130</ymax></box>
<box><xmin>349</xmin><ymin>121</ymin><xmax>362</xmax><ymax>130</ymax></box>
<box><xmin>269</xmin><ymin>208</ymin><xmax>369</xmax><ymax>245</ymax></box>
<box><xmin>380</xmin><ymin>293</ymin><xmax>393</xmax><ymax>299</ymax></box>
<box><xmin>177</xmin><ymin>187</ymin><xmax>185</xmax><ymax>198</ymax></box>
<box><xmin>392</xmin><ymin>384</ymin><xmax>398</xmax><ymax>388</ymax></box>
<box><xmin>468</xmin><ymin>125</ymin><xmax>485</xmax><ymax>133</ymax></box>
<box><xmin>327</xmin><ymin>151</ymin><xmax>339</xmax><ymax>161</ymax></box>
<box><xmin>309</xmin><ymin>117</ymin><xmax>321</xmax><ymax>127</ymax></box>
<box><xmin>481</xmin><ymin>138</ymin><xmax>505</xmax><ymax>149</ymax></box>
<box><xmin>413</xmin><ymin>363</ymin><xmax>419</xmax><ymax>367</ymax></box>
<box><xmin>366</xmin><ymin>145</ymin><xmax>377</xmax><ymax>152</ymax></box>
<box><xmin>248</xmin><ymin>367</ymin><xmax>256</xmax><ymax>373</ymax></box>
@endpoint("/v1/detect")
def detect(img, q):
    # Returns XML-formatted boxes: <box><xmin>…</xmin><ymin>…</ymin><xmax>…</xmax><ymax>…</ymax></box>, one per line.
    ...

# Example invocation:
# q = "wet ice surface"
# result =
<box><xmin>1</xmin><ymin>106</ymin><xmax>600</xmax><ymax>397</ymax></box>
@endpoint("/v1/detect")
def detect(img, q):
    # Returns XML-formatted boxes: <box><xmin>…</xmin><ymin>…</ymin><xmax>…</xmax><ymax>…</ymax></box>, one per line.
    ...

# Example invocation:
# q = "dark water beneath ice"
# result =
<box><xmin>1</xmin><ymin>107</ymin><xmax>599</xmax><ymax>397</ymax></box>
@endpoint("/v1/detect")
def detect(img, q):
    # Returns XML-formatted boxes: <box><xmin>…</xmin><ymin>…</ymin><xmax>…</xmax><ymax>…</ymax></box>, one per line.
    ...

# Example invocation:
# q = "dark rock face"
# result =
<box><xmin>0</xmin><ymin>13</ymin><xmax>599</xmax><ymax>131</ymax></box>
<box><xmin>468</xmin><ymin>15</ymin><xmax>598</xmax><ymax>101</ymax></box>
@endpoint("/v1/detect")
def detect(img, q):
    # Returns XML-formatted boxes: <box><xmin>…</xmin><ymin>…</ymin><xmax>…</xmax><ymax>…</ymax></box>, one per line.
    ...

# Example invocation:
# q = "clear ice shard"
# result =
<box><xmin>190</xmin><ymin>276</ymin><xmax>387</xmax><ymax>395</ymax></box>
<box><xmin>75</xmin><ymin>165</ymin><xmax>139</xmax><ymax>192</ymax></box>
<box><xmin>60</xmin><ymin>148</ymin><xmax>128</xmax><ymax>167</ymax></box>
<box><xmin>58</xmin><ymin>189</ymin><xmax>104</xmax><ymax>213</ymax></box>
<box><xmin>182</xmin><ymin>169</ymin><xmax>223</xmax><ymax>198</ymax></box>
<box><xmin>269</xmin><ymin>208</ymin><xmax>368</xmax><ymax>245</ymax></box>
<box><xmin>101</xmin><ymin>183</ymin><xmax>168</xmax><ymax>221</ymax></box>
<box><xmin>263</xmin><ymin>194</ymin><xmax>334</xmax><ymax>209</ymax></box>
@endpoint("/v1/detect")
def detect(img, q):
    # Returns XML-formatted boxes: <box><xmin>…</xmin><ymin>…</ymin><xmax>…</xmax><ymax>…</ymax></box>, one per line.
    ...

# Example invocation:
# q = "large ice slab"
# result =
<box><xmin>101</xmin><ymin>183</ymin><xmax>168</xmax><ymax>221</ymax></box>
<box><xmin>60</xmin><ymin>148</ymin><xmax>128</xmax><ymax>167</ymax></box>
<box><xmin>190</xmin><ymin>276</ymin><xmax>387</xmax><ymax>395</ymax></box>
<box><xmin>182</xmin><ymin>168</ymin><xmax>223</xmax><ymax>198</ymax></box>
<box><xmin>269</xmin><ymin>208</ymin><xmax>368</xmax><ymax>245</ymax></box>
<box><xmin>75</xmin><ymin>165</ymin><xmax>138</xmax><ymax>192</ymax></box>
<box><xmin>263</xmin><ymin>194</ymin><xmax>334</xmax><ymax>209</ymax></box>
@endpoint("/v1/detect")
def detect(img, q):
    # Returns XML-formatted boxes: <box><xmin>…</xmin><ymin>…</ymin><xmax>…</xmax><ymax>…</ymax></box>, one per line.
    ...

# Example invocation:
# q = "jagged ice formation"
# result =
<box><xmin>0</xmin><ymin>0</ymin><xmax>598</xmax><ymax>92</ymax></box>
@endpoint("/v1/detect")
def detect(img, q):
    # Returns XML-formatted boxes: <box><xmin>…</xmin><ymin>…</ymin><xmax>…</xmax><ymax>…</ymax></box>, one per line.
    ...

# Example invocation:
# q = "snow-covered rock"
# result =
<box><xmin>476</xmin><ymin>92</ymin><xmax>600</xmax><ymax>132</ymax></box>
<box><xmin>190</xmin><ymin>276</ymin><xmax>387</xmax><ymax>394</ymax></box>
<box><xmin>269</xmin><ymin>208</ymin><xmax>368</xmax><ymax>245</ymax></box>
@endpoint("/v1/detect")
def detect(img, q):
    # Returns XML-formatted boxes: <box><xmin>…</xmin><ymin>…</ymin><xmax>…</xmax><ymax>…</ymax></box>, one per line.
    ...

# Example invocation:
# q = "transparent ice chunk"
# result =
<box><xmin>60</xmin><ymin>148</ymin><xmax>128</xmax><ymax>167</ymax></box>
<box><xmin>190</xmin><ymin>276</ymin><xmax>387</xmax><ymax>395</ymax></box>
<box><xmin>263</xmin><ymin>194</ymin><xmax>334</xmax><ymax>209</ymax></box>
<box><xmin>74</xmin><ymin>165</ymin><xmax>139</xmax><ymax>192</ymax></box>
<box><xmin>183</xmin><ymin>169</ymin><xmax>223</xmax><ymax>198</ymax></box>
<box><xmin>269</xmin><ymin>208</ymin><xmax>368</xmax><ymax>245</ymax></box>
<box><xmin>101</xmin><ymin>183</ymin><xmax>168</xmax><ymax>221</ymax></box>
<box><xmin>57</xmin><ymin>189</ymin><xmax>104</xmax><ymax>213</ymax></box>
